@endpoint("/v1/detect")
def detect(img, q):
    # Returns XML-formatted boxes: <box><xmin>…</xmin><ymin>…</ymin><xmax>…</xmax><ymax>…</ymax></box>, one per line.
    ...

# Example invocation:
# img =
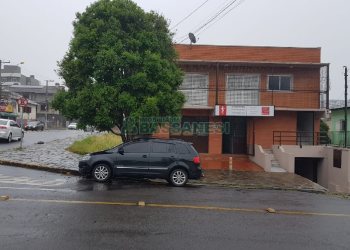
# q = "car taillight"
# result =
<box><xmin>193</xmin><ymin>156</ymin><xmax>200</xmax><ymax>164</ymax></box>
<box><xmin>0</xmin><ymin>126</ymin><xmax>7</xmax><ymax>129</ymax></box>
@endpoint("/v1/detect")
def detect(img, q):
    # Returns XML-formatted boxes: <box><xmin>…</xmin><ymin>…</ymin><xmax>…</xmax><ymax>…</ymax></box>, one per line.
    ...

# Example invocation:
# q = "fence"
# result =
<box><xmin>329</xmin><ymin>131</ymin><xmax>350</xmax><ymax>148</ymax></box>
<box><xmin>273</xmin><ymin>131</ymin><xmax>330</xmax><ymax>146</ymax></box>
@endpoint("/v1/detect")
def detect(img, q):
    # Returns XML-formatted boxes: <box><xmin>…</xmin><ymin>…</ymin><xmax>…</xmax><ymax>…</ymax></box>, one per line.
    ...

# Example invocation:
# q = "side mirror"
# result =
<box><xmin>118</xmin><ymin>147</ymin><xmax>124</xmax><ymax>155</ymax></box>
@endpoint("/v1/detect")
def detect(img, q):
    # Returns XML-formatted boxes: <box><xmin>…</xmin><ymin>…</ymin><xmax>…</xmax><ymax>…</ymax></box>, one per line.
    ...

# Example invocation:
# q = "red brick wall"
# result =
<box><xmin>175</xmin><ymin>44</ymin><xmax>321</xmax><ymax>63</ymax></box>
<box><xmin>251</xmin><ymin>111</ymin><xmax>297</xmax><ymax>148</ymax></box>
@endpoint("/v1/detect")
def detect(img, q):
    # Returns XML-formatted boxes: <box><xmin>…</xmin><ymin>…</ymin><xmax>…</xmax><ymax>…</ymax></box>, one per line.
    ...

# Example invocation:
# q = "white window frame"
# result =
<box><xmin>180</xmin><ymin>73</ymin><xmax>209</xmax><ymax>106</ymax></box>
<box><xmin>267</xmin><ymin>75</ymin><xmax>293</xmax><ymax>92</ymax></box>
<box><xmin>225</xmin><ymin>73</ymin><xmax>260</xmax><ymax>106</ymax></box>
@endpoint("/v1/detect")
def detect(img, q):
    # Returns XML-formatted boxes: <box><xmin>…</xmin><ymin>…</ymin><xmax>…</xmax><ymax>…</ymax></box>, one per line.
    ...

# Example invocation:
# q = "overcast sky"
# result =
<box><xmin>0</xmin><ymin>0</ymin><xmax>349</xmax><ymax>99</ymax></box>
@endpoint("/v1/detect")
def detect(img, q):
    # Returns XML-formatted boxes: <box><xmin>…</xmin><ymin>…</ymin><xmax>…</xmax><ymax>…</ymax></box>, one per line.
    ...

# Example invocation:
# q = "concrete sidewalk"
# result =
<box><xmin>0</xmin><ymin>135</ymin><xmax>327</xmax><ymax>193</ymax></box>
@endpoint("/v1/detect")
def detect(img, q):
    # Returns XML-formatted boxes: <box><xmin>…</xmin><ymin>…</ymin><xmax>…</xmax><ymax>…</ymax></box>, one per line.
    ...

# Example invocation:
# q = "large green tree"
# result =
<box><xmin>53</xmin><ymin>0</ymin><xmax>184</xmax><ymax>141</ymax></box>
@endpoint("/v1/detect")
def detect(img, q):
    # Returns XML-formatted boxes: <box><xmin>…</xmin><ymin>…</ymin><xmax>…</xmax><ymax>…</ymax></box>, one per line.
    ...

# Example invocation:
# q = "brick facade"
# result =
<box><xmin>157</xmin><ymin>44</ymin><xmax>327</xmax><ymax>170</ymax></box>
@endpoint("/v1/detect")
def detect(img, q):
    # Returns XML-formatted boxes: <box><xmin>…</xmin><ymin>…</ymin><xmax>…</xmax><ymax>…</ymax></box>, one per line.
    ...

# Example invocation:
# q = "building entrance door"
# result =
<box><xmin>222</xmin><ymin>117</ymin><xmax>247</xmax><ymax>154</ymax></box>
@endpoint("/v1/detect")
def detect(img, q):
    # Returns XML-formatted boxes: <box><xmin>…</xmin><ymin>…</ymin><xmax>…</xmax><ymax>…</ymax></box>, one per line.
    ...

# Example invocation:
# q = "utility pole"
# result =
<box><xmin>45</xmin><ymin>80</ymin><xmax>54</xmax><ymax>129</ymax></box>
<box><xmin>0</xmin><ymin>60</ymin><xmax>11</xmax><ymax>101</ymax></box>
<box><xmin>344</xmin><ymin>66</ymin><xmax>348</xmax><ymax>148</ymax></box>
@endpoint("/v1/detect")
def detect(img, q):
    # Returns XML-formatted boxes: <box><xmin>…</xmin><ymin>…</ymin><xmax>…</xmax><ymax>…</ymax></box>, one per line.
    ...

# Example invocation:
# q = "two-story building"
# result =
<box><xmin>6</xmin><ymin>85</ymin><xmax>66</xmax><ymax>128</ymax></box>
<box><xmin>166</xmin><ymin>44</ymin><xmax>329</xmax><ymax>171</ymax></box>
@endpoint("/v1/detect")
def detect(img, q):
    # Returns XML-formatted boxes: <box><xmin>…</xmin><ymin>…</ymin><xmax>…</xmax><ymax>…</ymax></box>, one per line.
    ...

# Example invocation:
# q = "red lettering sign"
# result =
<box><xmin>219</xmin><ymin>105</ymin><xmax>227</xmax><ymax>116</ymax></box>
<box><xmin>261</xmin><ymin>106</ymin><xmax>270</xmax><ymax>116</ymax></box>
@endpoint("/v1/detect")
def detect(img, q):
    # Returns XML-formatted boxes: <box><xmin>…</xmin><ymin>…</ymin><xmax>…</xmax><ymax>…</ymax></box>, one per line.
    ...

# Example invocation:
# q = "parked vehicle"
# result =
<box><xmin>0</xmin><ymin>119</ymin><xmax>24</xmax><ymax>143</ymax></box>
<box><xmin>78</xmin><ymin>138</ymin><xmax>203</xmax><ymax>186</ymax></box>
<box><xmin>67</xmin><ymin>122</ymin><xmax>77</xmax><ymax>130</ymax></box>
<box><xmin>24</xmin><ymin>121</ymin><xmax>45</xmax><ymax>131</ymax></box>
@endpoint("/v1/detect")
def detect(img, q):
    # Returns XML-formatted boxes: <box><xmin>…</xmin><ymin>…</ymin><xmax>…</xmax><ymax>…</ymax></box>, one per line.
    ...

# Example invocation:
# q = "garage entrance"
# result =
<box><xmin>295</xmin><ymin>157</ymin><xmax>320</xmax><ymax>183</ymax></box>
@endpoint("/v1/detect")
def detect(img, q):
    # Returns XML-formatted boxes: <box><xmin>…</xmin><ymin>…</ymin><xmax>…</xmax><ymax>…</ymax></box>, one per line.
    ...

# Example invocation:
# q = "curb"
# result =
<box><xmin>0</xmin><ymin>159</ymin><xmax>79</xmax><ymax>176</ymax></box>
<box><xmin>0</xmin><ymin>159</ymin><xmax>327</xmax><ymax>194</ymax></box>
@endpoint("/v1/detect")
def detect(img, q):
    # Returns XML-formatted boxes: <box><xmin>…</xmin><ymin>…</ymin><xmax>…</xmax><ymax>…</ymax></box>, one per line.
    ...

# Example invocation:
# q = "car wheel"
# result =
<box><xmin>8</xmin><ymin>133</ymin><xmax>12</xmax><ymax>143</ymax></box>
<box><xmin>169</xmin><ymin>168</ymin><xmax>188</xmax><ymax>187</ymax></box>
<box><xmin>92</xmin><ymin>164</ymin><xmax>112</xmax><ymax>182</ymax></box>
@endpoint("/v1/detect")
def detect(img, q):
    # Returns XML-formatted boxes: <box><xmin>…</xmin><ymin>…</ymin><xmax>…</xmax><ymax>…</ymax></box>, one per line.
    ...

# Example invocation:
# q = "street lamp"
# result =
<box><xmin>45</xmin><ymin>79</ymin><xmax>54</xmax><ymax>129</ymax></box>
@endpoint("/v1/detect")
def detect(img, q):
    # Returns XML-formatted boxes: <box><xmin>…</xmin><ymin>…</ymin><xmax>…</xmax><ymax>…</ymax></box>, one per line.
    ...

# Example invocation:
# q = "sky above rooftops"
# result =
<box><xmin>0</xmin><ymin>0</ymin><xmax>348</xmax><ymax>99</ymax></box>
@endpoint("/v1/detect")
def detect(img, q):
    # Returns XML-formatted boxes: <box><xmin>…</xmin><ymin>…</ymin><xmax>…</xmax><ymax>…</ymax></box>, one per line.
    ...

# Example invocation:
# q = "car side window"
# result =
<box><xmin>123</xmin><ymin>142</ymin><xmax>150</xmax><ymax>153</ymax></box>
<box><xmin>176</xmin><ymin>144</ymin><xmax>191</xmax><ymax>154</ymax></box>
<box><xmin>152</xmin><ymin>142</ymin><xmax>174</xmax><ymax>153</ymax></box>
<box><xmin>10</xmin><ymin>121</ymin><xmax>18</xmax><ymax>127</ymax></box>
<box><xmin>168</xmin><ymin>144</ymin><xmax>176</xmax><ymax>153</ymax></box>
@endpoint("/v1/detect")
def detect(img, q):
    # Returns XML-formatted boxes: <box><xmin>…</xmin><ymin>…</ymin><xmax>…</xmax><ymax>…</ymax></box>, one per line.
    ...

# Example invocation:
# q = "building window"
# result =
<box><xmin>23</xmin><ymin>107</ymin><xmax>32</xmax><ymax>113</ymax></box>
<box><xmin>336</xmin><ymin>120</ymin><xmax>346</xmax><ymax>131</ymax></box>
<box><xmin>180</xmin><ymin>73</ymin><xmax>208</xmax><ymax>106</ymax></box>
<box><xmin>226</xmin><ymin>74</ymin><xmax>260</xmax><ymax>105</ymax></box>
<box><xmin>333</xmin><ymin>149</ymin><xmax>342</xmax><ymax>168</ymax></box>
<box><xmin>41</xmin><ymin>104</ymin><xmax>47</xmax><ymax>111</ymax></box>
<box><xmin>268</xmin><ymin>75</ymin><xmax>292</xmax><ymax>91</ymax></box>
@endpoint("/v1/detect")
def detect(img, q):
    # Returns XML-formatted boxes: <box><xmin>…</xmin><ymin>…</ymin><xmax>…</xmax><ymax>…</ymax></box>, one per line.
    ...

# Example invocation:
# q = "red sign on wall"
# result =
<box><xmin>17</xmin><ymin>97</ymin><xmax>28</xmax><ymax>107</ymax></box>
<box><xmin>218</xmin><ymin>105</ymin><xmax>227</xmax><ymax>116</ymax></box>
<box><xmin>261</xmin><ymin>106</ymin><xmax>270</xmax><ymax>116</ymax></box>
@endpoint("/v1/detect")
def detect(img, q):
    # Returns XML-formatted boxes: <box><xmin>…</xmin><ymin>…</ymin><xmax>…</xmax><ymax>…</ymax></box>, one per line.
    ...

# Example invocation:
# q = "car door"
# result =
<box><xmin>10</xmin><ymin>121</ymin><xmax>21</xmax><ymax>138</ymax></box>
<box><xmin>148</xmin><ymin>142</ymin><xmax>177</xmax><ymax>177</ymax></box>
<box><xmin>116</xmin><ymin>141</ymin><xmax>150</xmax><ymax>177</ymax></box>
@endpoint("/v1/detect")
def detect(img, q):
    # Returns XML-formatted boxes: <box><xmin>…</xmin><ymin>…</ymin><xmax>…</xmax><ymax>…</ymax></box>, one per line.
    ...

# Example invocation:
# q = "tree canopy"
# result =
<box><xmin>52</xmin><ymin>0</ymin><xmax>184</xmax><ymax>140</ymax></box>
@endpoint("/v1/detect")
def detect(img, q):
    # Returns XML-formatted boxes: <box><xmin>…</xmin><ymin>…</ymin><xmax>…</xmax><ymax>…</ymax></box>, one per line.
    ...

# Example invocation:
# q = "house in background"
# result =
<box><xmin>329</xmin><ymin>107</ymin><xmax>350</xmax><ymax>148</ymax></box>
<box><xmin>158</xmin><ymin>44</ymin><xmax>330</xmax><ymax>175</ymax></box>
<box><xmin>5</xmin><ymin>84</ymin><xmax>66</xmax><ymax>128</ymax></box>
<box><xmin>0</xmin><ymin>90</ymin><xmax>38</xmax><ymax>123</ymax></box>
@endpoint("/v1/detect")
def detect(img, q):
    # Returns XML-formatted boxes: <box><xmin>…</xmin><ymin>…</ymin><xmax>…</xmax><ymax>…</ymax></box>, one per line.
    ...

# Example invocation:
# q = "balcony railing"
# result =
<box><xmin>273</xmin><ymin>131</ymin><xmax>331</xmax><ymax>146</ymax></box>
<box><xmin>180</xmin><ymin>88</ymin><xmax>328</xmax><ymax>109</ymax></box>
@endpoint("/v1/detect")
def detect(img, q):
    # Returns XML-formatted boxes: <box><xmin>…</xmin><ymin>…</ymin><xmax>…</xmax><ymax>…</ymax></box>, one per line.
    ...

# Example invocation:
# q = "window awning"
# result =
<box><xmin>0</xmin><ymin>112</ymin><xmax>18</xmax><ymax>118</ymax></box>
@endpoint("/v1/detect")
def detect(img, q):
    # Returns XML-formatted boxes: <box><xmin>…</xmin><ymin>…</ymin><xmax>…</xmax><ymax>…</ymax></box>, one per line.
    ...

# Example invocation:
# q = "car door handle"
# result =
<box><xmin>142</xmin><ymin>155</ymin><xmax>147</xmax><ymax>158</ymax></box>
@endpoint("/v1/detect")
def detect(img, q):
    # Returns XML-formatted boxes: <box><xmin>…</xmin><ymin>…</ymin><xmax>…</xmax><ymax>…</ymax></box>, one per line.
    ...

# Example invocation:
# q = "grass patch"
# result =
<box><xmin>67</xmin><ymin>133</ymin><xmax>122</xmax><ymax>155</ymax></box>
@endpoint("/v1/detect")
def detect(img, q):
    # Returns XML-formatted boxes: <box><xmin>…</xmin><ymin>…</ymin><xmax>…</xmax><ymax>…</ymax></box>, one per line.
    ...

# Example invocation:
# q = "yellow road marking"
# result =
<box><xmin>8</xmin><ymin>197</ymin><xmax>350</xmax><ymax>218</ymax></box>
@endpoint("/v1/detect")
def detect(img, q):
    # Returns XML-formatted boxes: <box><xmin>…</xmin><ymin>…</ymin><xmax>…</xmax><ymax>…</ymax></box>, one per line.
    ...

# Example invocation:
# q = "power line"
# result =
<box><xmin>176</xmin><ymin>0</ymin><xmax>243</xmax><ymax>43</ymax></box>
<box><xmin>175</xmin><ymin>0</ymin><xmax>234</xmax><ymax>42</ymax></box>
<box><xmin>170</xmin><ymin>0</ymin><xmax>211</xmax><ymax>31</ymax></box>
<box><xmin>193</xmin><ymin>0</ymin><xmax>239</xmax><ymax>34</ymax></box>
<box><xmin>197</xmin><ymin>0</ymin><xmax>245</xmax><ymax>36</ymax></box>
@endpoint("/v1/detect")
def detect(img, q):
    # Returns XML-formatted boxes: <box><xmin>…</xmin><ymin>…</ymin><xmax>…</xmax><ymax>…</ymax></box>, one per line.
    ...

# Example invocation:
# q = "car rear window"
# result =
<box><xmin>176</xmin><ymin>144</ymin><xmax>191</xmax><ymax>154</ymax></box>
<box><xmin>152</xmin><ymin>142</ymin><xmax>176</xmax><ymax>153</ymax></box>
<box><xmin>0</xmin><ymin>120</ymin><xmax>7</xmax><ymax>125</ymax></box>
<box><xmin>123</xmin><ymin>142</ymin><xmax>150</xmax><ymax>153</ymax></box>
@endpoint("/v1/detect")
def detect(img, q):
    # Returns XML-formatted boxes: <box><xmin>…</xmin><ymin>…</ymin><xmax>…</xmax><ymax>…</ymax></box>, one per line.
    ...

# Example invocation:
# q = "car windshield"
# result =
<box><xmin>0</xmin><ymin>120</ymin><xmax>8</xmax><ymax>125</ymax></box>
<box><xmin>28</xmin><ymin>122</ymin><xmax>39</xmax><ymax>125</ymax></box>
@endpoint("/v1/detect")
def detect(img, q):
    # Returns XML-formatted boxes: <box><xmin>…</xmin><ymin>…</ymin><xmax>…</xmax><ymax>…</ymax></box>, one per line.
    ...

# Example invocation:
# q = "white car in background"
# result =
<box><xmin>0</xmin><ymin>119</ymin><xmax>24</xmax><ymax>143</ymax></box>
<box><xmin>67</xmin><ymin>122</ymin><xmax>78</xmax><ymax>130</ymax></box>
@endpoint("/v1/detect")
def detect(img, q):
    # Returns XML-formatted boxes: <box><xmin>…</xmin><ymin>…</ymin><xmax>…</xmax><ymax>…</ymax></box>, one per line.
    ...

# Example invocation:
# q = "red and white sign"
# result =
<box><xmin>17</xmin><ymin>97</ymin><xmax>28</xmax><ymax>107</ymax></box>
<box><xmin>215</xmin><ymin>105</ymin><xmax>274</xmax><ymax>117</ymax></box>
<box><xmin>218</xmin><ymin>105</ymin><xmax>227</xmax><ymax>116</ymax></box>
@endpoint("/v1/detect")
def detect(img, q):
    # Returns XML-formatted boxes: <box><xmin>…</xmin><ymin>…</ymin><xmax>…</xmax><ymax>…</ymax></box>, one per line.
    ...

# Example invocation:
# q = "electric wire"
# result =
<box><xmin>192</xmin><ymin>0</ymin><xmax>239</xmax><ymax>34</ymax></box>
<box><xmin>175</xmin><ymin>0</ymin><xmax>234</xmax><ymax>42</ymax></box>
<box><xmin>177</xmin><ymin>0</ymin><xmax>244</xmax><ymax>43</ymax></box>
<box><xmin>197</xmin><ymin>0</ymin><xmax>245</xmax><ymax>36</ymax></box>
<box><xmin>170</xmin><ymin>0</ymin><xmax>211</xmax><ymax>31</ymax></box>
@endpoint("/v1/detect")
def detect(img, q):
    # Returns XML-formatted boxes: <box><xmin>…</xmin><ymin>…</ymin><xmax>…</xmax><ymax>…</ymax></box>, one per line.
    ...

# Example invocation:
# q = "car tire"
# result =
<box><xmin>8</xmin><ymin>133</ymin><xmax>12</xmax><ymax>143</ymax></box>
<box><xmin>92</xmin><ymin>163</ymin><xmax>112</xmax><ymax>182</ymax></box>
<box><xmin>169</xmin><ymin>168</ymin><xmax>188</xmax><ymax>187</ymax></box>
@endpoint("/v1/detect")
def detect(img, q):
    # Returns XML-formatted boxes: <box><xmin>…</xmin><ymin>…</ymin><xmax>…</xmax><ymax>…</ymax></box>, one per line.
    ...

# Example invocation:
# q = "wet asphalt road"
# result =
<box><xmin>0</xmin><ymin>129</ymin><xmax>85</xmax><ymax>151</ymax></box>
<box><xmin>1</xmin><ymin>165</ymin><xmax>350</xmax><ymax>250</ymax></box>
